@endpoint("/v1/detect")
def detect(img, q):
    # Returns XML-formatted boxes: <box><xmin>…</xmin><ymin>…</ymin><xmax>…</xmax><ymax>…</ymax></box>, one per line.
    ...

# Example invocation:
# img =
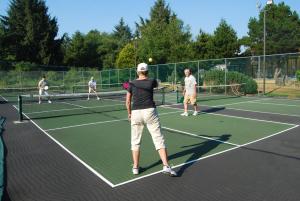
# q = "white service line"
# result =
<box><xmin>200</xmin><ymin>104</ymin><xmax>300</xmax><ymax>118</ymax></box>
<box><xmin>44</xmin><ymin>110</ymin><xmax>182</xmax><ymax>132</ymax></box>
<box><xmin>160</xmin><ymin>105</ymin><xmax>297</xmax><ymax>126</ymax></box>
<box><xmin>162</xmin><ymin>127</ymin><xmax>240</xmax><ymax>147</ymax></box>
<box><xmin>249</xmin><ymin>101</ymin><xmax>300</xmax><ymax>108</ymax></box>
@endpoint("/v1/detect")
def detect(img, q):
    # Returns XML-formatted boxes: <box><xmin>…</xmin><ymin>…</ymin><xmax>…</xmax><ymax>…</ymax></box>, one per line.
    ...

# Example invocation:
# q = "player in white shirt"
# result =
<box><xmin>181</xmin><ymin>68</ymin><xmax>199</xmax><ymax>116</ymax></box>
<box><xmin>38</xmin><ymin>75</ymin><xmax>51</xmax><ymax>104</ymax></box>
<box><xmin>87</xmin><ymin>77</ymin><xmax>100</xmax><ymax>100</ymax></box>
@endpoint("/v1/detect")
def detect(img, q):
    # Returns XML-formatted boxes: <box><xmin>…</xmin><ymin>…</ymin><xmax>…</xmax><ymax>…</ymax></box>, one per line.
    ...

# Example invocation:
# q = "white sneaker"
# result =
<box><xmin>132</xmin><ymin>167</ymin><xmax>139</xmax><ymax>175</ymax></box>
<box><xmin>180</xmin><ymin>112</ymin><xmax>189</xmax><ymax>116</ymax></box>
<box><xmin>48</xmin><ymin>100</ymin><xmax>52</xmax><ymax>104</ymax></box>
<box><xmin>163</xmin><ymin>166</ymin><xmax>177</xmax><ymax>177</ymax></box>
<box><xmin>97</xmin><ymin>97</ymin><xmax>100</xmax><ymax>100</ymax></box>
<box><xmin>193</xmin><ymin>111</ymin><xmax>198</xmax><ymax>116</ymax></box>
<box><xmin>38</xmin><ymin>101</ymin><xmax>41</xmax><ymax>104</ymax></box>
<box><xmin>87</xmin><ymin>97</ymin><xmax>90</xmax><ymax>100</ymax></box>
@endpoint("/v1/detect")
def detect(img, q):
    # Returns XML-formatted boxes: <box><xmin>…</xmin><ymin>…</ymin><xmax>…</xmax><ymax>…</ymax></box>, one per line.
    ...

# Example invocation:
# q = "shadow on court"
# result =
<box><xmin>201</xmin><ymin>107</ymin><xmax>225</xmax><ymax>114</ymax></box>
<box><xmin>142</xmin><ymin>133</ymin><xmax>231</xmax><ymax>177</ymax></box>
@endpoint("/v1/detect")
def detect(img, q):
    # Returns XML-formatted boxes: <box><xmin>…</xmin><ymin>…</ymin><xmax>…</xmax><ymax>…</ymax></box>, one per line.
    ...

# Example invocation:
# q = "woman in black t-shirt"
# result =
<box><xmin>126</xmin><ymin>63</ymin><xmax>176</xmax><ymax>176</ymax></box>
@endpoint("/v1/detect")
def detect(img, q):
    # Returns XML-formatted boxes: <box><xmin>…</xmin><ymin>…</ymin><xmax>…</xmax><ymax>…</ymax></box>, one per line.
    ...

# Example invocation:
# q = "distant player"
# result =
<box><xmin>181</xmin><ymin>68</ymin><xmax>199</xmax><ymax>116</ymax></box>
<box><xmin>38</xmin><ymin>75</ymin><xmax>51</xmax><ymax>104</ymax></box>
<box><xmin>87</xmin><ymin>77</ymin><xmax>100</xmax><ymax>100</ymax></box>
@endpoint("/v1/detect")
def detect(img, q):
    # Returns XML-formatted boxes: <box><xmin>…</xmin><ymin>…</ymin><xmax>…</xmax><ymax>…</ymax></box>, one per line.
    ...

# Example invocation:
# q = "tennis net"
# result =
<box><xmin>72</xmin><ymin>83</ymin><xmax>124</xmax><ymax>93</ymax></box>
<box><xmin>18</xmin><ymin>87</ymin><xmax>166</xmax><ymax>121</ymax></box>
<box><xmin>176</xmin><ymin>83</ymin><xmax>246</xmax><ymax>103</ymax></box>
<box><xmin>0</xmin><ymin>86</ymin><xmax>66</xmax><ymax>101</ymax></box>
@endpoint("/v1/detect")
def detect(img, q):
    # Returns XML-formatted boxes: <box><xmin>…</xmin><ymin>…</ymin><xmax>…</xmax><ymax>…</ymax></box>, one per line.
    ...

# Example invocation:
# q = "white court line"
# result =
<box><xmin>114</xmin><ymin>124</ymin><xmax>299</xmax><ymax>187</ymax></box>
<box><xmin>248</xmin><ymin>101</ymin><xmax>300</xmax><ymax>108</ymax></box>
<box><xmin>160</xmin><ymin>105</ymin><xmax>296</xmax><ymax>126</ymax></box>
<box><xmin>166</xmin><ymin>99</ymin><xmax>300</xmax><ymax>118</ymax></box>
<box><xmin>12</xmin><ymin>105</ymin><xmax>115</xmax><ymax>188</ymax></box>
<box><xmin>199</xmin><ymin>103</ymin><xmax>300</xmax><ymax>118</ymax></box>
<box><xmin>44</xmin><ymin>110</ymin><xmax>182</xmax><ymax>132</ymax></box>
<box><xmin>162</xmin><ymin>127</ymin><xmax>240</xmax><ymax>147</ymax></box>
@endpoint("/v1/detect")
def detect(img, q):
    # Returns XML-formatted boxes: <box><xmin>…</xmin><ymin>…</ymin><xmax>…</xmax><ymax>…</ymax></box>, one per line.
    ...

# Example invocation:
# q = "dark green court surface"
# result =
<box><xmin>20</xmin><ymin>104</ymin><xmax>295</xmax><ymax>186</ymax></box>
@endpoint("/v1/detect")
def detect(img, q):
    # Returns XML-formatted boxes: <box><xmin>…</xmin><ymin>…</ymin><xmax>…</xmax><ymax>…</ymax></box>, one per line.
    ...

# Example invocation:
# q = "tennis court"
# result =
<box><xmin>11</xmin><ymin>90</ymin><xmax>299</xmax><ymax>187</ymax></box>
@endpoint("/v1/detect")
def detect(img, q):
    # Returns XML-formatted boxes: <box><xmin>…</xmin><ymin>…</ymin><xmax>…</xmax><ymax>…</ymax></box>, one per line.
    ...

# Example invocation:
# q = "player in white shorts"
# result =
<box><xmin>126</xmin><ymin>62</ymin><xmax>176</xmax><ymax>177</ymax></box>
<box><xmin>181</xmin><ymin>68</ymin><xmax>199</xmax><ymax>116</ymax></box>
<box><xmin>87</xmin><ymin>77</ymin><xmax>100</xmax><ymax>100</ymax></box>
<box><xmin>38</xmin><ymin>75</ymin><xmax>51</xmax><ymax>104</ymax></box>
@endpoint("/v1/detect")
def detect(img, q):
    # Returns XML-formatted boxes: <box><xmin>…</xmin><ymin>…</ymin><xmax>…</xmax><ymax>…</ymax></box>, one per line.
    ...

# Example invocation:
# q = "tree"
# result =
<box><xmin>212</xmin><ymin>19</ymin><xmax>240</xmax><ymax>58</ymax></box>
<box><xmin>193</xmin><ymin>30</ymin><xmax>214</xmax><ymax>59</ymax></box>
<box><xmin>113</xmin><ymin>18</ymin><xmax>132</xmax><ymax>50</ymax></box>
<box><xmin>246</xmin><ymin>2</ymin><xmax>300</xmax><ymax>55</ymax></box>
<box><xmin>64</xmin><ymin>31</ymin><xmax>86</xmax><ymax>67</ymax></box>
<box><xmin>115</xmin><ymin>43</ymin><xmax>135</xmax><ymax>68</ymax></box>
<box><xmin>0</xmin><ymin>0</ymin><xmax>63</xmax><ymax>65</ymax></box>
<box><xmin>136</xmin><ymin>0</ymin><xmax>192</xmax><ymax>64</ymax></box>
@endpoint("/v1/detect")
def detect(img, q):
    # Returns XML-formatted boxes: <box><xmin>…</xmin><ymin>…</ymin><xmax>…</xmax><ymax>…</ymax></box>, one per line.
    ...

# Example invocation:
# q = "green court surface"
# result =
<box><xmin>18</xmin><ymin>99</ymin><xmax>296</xmax><ymax>186</ymax></box>
<box><xmin>196</xmin><ymin>97</ymin><xmax>300</xmax><ymax>117</ymax></box>
<box><xmin>164</xmin><ymin>92</ymin><xmax>300</xmax><ymax>117</ymax></box>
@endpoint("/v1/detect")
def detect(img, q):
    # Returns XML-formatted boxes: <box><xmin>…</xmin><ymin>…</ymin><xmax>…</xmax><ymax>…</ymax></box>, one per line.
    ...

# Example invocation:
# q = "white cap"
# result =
<box><xmin>137</xmin><ymin>63</ymin><xmax>148</xmax><ymax>72</ymax></box>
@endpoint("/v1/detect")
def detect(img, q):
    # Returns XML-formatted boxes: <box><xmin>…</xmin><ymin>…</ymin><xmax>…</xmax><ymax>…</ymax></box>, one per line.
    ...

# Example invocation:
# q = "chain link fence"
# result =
<box><xmin>1</xmin><ymin>52</ymin><xmax>300</xmax><ymax>97</ymax></box>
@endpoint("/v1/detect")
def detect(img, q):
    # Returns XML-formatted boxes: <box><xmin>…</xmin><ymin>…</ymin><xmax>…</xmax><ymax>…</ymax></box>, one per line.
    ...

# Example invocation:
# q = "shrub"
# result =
<box><xmin>203</xmin><ymin>70</ymin><xmax>257</xmax><ymax>94</ymax></box>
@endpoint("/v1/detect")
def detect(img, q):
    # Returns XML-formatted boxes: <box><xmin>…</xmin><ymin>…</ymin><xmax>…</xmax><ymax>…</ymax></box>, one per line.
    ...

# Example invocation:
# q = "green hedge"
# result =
<box><xmin>203</xmin><ymin>70</ymin><xmax>258</xmax><ymax>94</ymax></box>
<box><xmin>296</xmin><ymin>70</ymin><xmax>300</xmax><ymax>82</ymax></box>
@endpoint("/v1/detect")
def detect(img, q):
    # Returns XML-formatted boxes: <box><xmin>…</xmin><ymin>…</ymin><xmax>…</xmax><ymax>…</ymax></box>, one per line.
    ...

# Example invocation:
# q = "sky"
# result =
<box><xmin>0</xmin><ymin>0</ymin><xmax>299</xmax><ymax>39</ymax></box>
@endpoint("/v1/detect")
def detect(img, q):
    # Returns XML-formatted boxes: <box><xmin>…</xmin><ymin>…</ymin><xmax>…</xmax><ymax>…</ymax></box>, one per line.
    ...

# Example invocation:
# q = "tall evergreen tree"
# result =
<box><xmin>137</xmin><ymin>0</ymin><xmax>192</xmax><ymax>64</ymax></box>
<box><xmin>212</xmin><ymin>19</ymin><xmax>240</xmax><ymax>58</ymax></box>
<box><xmin>0</xmin><ymin>0</ymin><xmax>63</xmax><ymax>64</ymax></box>
<box><xmin>246</xmin><ymin>2</ymin><xmax>300</xmax><ymax>55</ymax></box>
<box><xmin>113</xmin><ymin>18</ymin><xmax>132</xmax><ymax>50</ymax></box>
<box><xmin>193</xmin><ymin>30</ymin><xmax>214</xmax><ymax>59</ymax></box>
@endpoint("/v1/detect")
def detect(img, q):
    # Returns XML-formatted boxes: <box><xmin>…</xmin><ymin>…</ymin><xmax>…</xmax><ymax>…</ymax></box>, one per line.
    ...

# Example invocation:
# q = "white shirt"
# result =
<box><xmin>184</xmin><ymin>75</ymin><xmax>197</xmax><ymax>95</ymax></box>
<box><xmin>88</xmin><ymin>80</ymin><xmax>97</xmax><ymax>88</ymax></box>
<box><xmin>38</xmin><ymin>79</ymin><xmax>47</xmax><ymax>89</ymax></box>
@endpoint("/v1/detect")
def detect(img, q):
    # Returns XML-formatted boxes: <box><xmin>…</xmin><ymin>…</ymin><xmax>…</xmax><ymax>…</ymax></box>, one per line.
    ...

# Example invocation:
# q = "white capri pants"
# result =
<box><xmin>131</xmin><ymin>108</ymin><xmax>166</xmax><ymax>151</ymax></box>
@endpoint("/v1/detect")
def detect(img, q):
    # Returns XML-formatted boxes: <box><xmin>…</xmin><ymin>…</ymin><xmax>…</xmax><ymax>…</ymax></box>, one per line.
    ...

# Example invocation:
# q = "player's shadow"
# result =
<box><xmin>142</xmin><ymin>133</ymin><xmax>231</xmax><ymax>177</ymax></box>
<box><xmin>201</xmin><ymin>107</ymin><xmax>225</xmax><ymax>114</ymax></box>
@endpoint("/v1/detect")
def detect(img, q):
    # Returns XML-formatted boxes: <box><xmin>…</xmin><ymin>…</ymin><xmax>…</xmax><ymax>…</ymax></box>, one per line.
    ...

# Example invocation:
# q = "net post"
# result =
<box><xmin>18</xmin><ymin>95</ymin><xmax>23</xmax><ymax>122</ymax></box>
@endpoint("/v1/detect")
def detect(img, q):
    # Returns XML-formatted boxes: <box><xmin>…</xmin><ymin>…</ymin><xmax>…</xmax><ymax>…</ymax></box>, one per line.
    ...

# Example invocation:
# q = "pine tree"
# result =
<box><xmin>0</xmin><ymin>0</ymin><xmax>63</xmax><ymax>64</ymax></box>
<box><xmin>113</xmin><ymin>18</ymin><xmax>132</xmax><ymax>50</ymax></box>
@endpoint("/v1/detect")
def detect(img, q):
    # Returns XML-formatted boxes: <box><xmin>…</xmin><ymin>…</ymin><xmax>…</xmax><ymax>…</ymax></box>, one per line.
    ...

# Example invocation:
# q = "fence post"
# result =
<box><xmin>156</xmin><ymin>65</ymin><xmax>159</xmax><ymax>80</ymax></box>
<box><xmin>225</xmin><ymin>58</ymin><xmax>227</xmax><ymax>95</ymax></box>
<box><xmin>174</xmin><ymin>63</ymin><xmax>177</xmax><ymax>91</ymax></box>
